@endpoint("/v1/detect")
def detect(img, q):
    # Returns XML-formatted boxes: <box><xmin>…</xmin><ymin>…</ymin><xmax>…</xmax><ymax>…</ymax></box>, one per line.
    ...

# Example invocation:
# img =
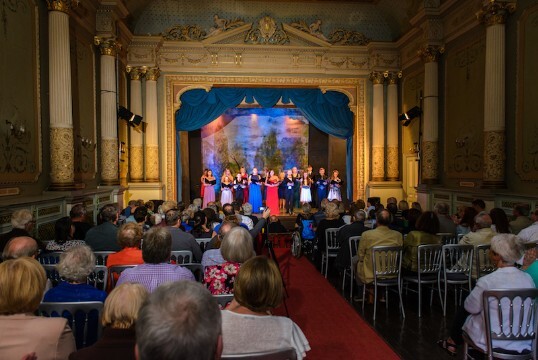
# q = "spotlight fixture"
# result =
<box><xmin>118</xmin><ymin>106</ymin><xmax>143</xmax><ymax>127</ymax></box>
<box><xmin>398</xmin><ymin>106</ymin><xmax>422</xmax><ymax>127</ymax></box>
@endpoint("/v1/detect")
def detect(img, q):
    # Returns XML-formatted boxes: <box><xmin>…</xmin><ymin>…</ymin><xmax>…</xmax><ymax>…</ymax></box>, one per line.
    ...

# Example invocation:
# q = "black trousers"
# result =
<box><xmin>285</xmin><ymin>189</ymin><xmax>294</xmax><ymax>213</ymax></box>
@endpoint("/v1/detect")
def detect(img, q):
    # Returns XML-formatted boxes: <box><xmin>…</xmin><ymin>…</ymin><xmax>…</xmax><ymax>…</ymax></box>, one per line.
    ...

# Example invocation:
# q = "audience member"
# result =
<box><xmin>116</xmin><ymin>227</ymin><xmax>194</xmax><ymax>292</ymax></box>
<box><xmin>403</xmin><ymin>208</ymin><xmax>422</xmax><ymax>234</ymax></box>
<box><xmin>43</xmin><ymin>245</ymin><xmax>107</xmax><ymax>302</ymax></box>
<box><xmin>268</xmin><ymin>215</ymin><xmax>288</xmax><ymax>233</ymax></box>
<box><xmin>402</xmin><ymin>211</ymin><xmax>441</xmax><ymax>272</ymax></box>
<box><xmin>313</xmin><ymin>198</ymin><xmax>329</xmax><ymax>226</ymax></box>
<box><xmin>335</xmin><ymin>209</ymin><xmax>367</xmax><ymax>271</ymax></box>
<box><xmin>434</xmin><ymin>202</ymin><xmax>457</xmax><ymax>235</ymax></box>
<box><xmin>136</xmin><ymin>281</ymin><xmax>222</xmax><ymax>360</ymax></box>
<box><xmin>191</xmin><ymin>211</ymin><xmax>214</xmax><ymax>239</ymax></box>
<box><xmin>315</xmin><ymin>202</ymin><xmax>345</xmax><ymax>256</ymax></box>
<box><xmin>221</xmin><ymin>256</ymin><xmax>310</xmax><ymax>359</ymax></box>
<box><xmin>518</xmin><ymin>209</ymin><xmax>538</xmax><ymax>243</ymax></box>
<box><xmin>0</xmin><ymin>257</ymin><xmax>76</xmax><ymax>359</ymax></box>
<box><xmin>2</xmin><ymin>236</ymin><xmax>39</xmax><ymax>260</ymax></box>
<box><xmin>70</xmin><ymin>204</ymin><xmax>93</xmax><ymax>240</ymax></box>
<box><xmin>106</xmin><ymin>223</ymin><xmax>144</xmax><ymax>268</ymax></box>
<box><xmin>438</xmin><ymin>234</ymin><xmax>533</xmax><ymax>356</ymax></box>
<box><xmin>471</xmin><ymin>198</ymin><xmax>486</xmax><ymax>215</ymax></box>
<box><xmin>398</xmin><ymin>200</ymin><xmax>409</xmax><ymax>219</ymax></box>
<box><xmin>489</xmin><ymin>207</ymin><xmax>511</xmax><ymax>234</ymax></box>
<box><xmin>510</xmin><ymin>204</ymin><xmax>533</xmax><ymax>235</ymax></box>
<box><xmin>411</xmin><ymin>202</ymin><xmax>422</xmax><ymax>212</ymax></box>
<box><xmin>192</xmin><ymin>197</ymin><xmax>202</xmax><ymax>211</ymax></box>
<box><xmin>122</xmin><ymin>200</ymin><xmax>137</xmax><ymax>218</ymax></box>
<box><xmin>0</xmin><ymin>209</ymin><xmax>36</xmax><ymax>252</ymax></box>
<box><xmin>165</xmin><ymin>209</ymin><xmax>202</xmax><ymax>262</ymax></box>
<box><xmin>202</xmin><ymin>207</ymin><xmax>220</xmax><ymax>230</ymax></box>
<box><xmin>456</xmin><ymin>207</ymin><xmax>478</xmax><ymax>236</ymax></box>
<box><xmin>85</xmin><ymin>204</ymin><xmax>121</xmax><ymax>251</ymax></box>
<box><xmin>69</xmin><ymin>283</ymin><xmax>148</xmax><ymax>360</ymax></box>
<box><xmin>242</xmin><ymin>202</ymin><xmax>259</xmax><ymax>227</ymax></box>
<box><xmin>133</xmin><ymin>206</ymin><xmax>150</xmax><ymax>232</ymax></box>
<box><xmin>203</xmin><ymin>221</ymin><xmax>238</xmax><ymax>263</ymax></box>
<box><xmin>203</xmin><ymin>226</ymin><xmax>255</xmax><ymax>295</ymax></box>
<box><xmin>46</xmin><ymin>216</ymin><xmax>86</xmax><ymax>251</ymax></box>
<box><xmin>459</xmin><ymin>213</ymin><xmax>495</xmax><ymax>247</ymax></box>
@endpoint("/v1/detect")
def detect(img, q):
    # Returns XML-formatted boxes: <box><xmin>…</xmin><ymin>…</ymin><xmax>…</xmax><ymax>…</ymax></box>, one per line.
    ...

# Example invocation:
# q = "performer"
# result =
<box><xmin>291</xmin><ymin>166</ymin><xmax>301</xmax><ymax>209</ymax></box>
<box><xmin>265</xmin><ymin>169</ymin><xmax>280</xmax><ymax>213</ymax></box>
<box><xmin>203</xmin><ymin>170</ymin><xmax>216</xmax><ymax>208</ymax></box>
<box><xmin>278</xmin><ymin>171</ymin><xmax>287</xmax><ymax>212</ymax></box>
<box><xmin>315</xmin><ymin>167</ymin><xmax>328</xmax><ymax>208</ymax></box>
<box><xmin>327</xmin><ymin>169</ymin><xmax>343</xmax><ymax>202</ymax></box>
<box><xmin>284</xmin><ymin>170</ymin><xmax>296</xmax><ymax>215</ymax></box>
<box><xmin>299</xmin><ymin>172</ymin><xmax>312</xmax><ymax>205</ymax></box>
<box><xmin>249</xmin><ymin>168</ymin><xmax>263</xmax><ymax>213</ymax></box>
<box><xmin>239</xmin><ymin>167</ymin><xmax>249</xmax><ymax>203</ymax></box>
<box><xmin>220</xmin><ymin>174</ymin><xmax>234</xmax><ymax>205</ymax></box>
<box><xmin>233</xmin><ymin>173</ymin><xmax>246</xmax><ymax>203</ymax></box>
<box><xmin>200</xmin><ymin>169</ymin><xmax>208</xmax><ymax>198</ymax></box>
<box><xmin>306</xmin><ymin>164</ymin><xmax>315</xmax><ymax>205</ymax></box>
<box><xmin>221</xmin><ymin>168</ymin><xmax>233</xmax><ymax>183</ymax></box>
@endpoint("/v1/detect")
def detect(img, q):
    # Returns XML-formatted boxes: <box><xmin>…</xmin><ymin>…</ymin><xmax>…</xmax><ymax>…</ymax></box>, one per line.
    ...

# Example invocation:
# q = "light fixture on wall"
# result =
<box><xmin>398</xmin><ymin>106</ymin><xmax>422</xmax><ymax>127</ymax></box>
<box><xmin>455</xmin><ymin>136</ymin><xmax>468</xmax><ymax>148</ymax></box>
<box><xmin>77</xmin><ymin>135</ymin><xmax>96</xmax><ymax>151</ymax></box>
<box><xmin>5</xmin><ymin>120</ymin><xmax>29</xmax><ymax>141</ymax></box>
<box><xmin>117</xmin><ymin>106</ymin><xmax>144</xmax><ymax>128</ymax></box>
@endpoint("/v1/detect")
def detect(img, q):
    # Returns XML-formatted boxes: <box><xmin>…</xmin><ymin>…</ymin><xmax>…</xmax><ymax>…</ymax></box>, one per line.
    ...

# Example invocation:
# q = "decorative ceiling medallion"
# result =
<box><xmin>245</xmin><ymin>16</ymin><xmax>289</xmax><ymax>45</ymax></box>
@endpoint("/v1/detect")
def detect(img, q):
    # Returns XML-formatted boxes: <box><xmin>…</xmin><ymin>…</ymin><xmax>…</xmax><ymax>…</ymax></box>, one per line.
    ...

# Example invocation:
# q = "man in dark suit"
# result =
<box><xmin>335</xmin><ymin>209</ymin><xmax>367</xmax><ymax>271</ymax></box>
<box><xmin>165</xmin><ymin>209</ymin><xmax>202</xmax><ymax>262</ymax></box>
<box><xmin>84</xmin><ymin>204</ymin><xmax>121</xmax><ymax>251</ymax></box>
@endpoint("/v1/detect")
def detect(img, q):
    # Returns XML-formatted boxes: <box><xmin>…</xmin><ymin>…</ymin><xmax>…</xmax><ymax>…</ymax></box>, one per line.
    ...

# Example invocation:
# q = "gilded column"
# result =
<box><xmin>370</xmin><ymin>71</ymin><xmax>385</xmax><ymax>181</ymax></box>
<box><xmin>145</xmin><ymin>67</ymin><xmax>160</xmax><ymax>182</ymax></box>
<box><xmin>95</xmin><ymin>37</ymin><xmax>120</xmax><ymax>186</ymax></box>
<box><xmin>47</xmin><ymin>0</ymin><xmax>75</xmax><ymax>189</ymax></box>
<box><xmin>419</xmin><ymin>45</ymin><xmax>444</xmax><ymax>184</ymax></box>
<box><xmin>127</xmin><ymin>67</ymin><xmax>145</xmax><ymax>182</ymax></box>
<box><xmin>477</xmin><ymin>0</ymin><xmax>515</xmax><ymax>188</ymax></box>
<box><xmin>386</xmin><ymin>71</ymin><xmax>401</xmax><ymax>181</ymax></box>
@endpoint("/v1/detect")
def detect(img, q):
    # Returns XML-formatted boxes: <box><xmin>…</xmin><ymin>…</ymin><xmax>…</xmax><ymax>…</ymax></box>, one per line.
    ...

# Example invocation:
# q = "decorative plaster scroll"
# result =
<box><xmin>328</xmin><ymin>29</ymin><xmax>370</xmax><ymax>46</ymax></box>
<box><xmin>483</xmin><ymin>131</ymin><xmax>505</xmax><ymax>184</ymax></box>
<box><xmin>245</xmin><ymin>16</ymin><xmax>289</xmax><ymax>45</ymax></box>
<box><xmin>288</xmin><ymin>19</ymin><xmax>328</xmax><ymax>41</ymax></box>
<box><xmin>162</xmin><ymin>25</ymin><xmax>207</xmax><ymax>41</ymax></box>
<box><xmin>422</xmin><ymin>140</ymin><xmax>438</xmax><ymax>182</ymax></box>
<box><xmin>206</xmin><ymin>15</ymin><xmax>246</xmax><ymax>38</ymax></box>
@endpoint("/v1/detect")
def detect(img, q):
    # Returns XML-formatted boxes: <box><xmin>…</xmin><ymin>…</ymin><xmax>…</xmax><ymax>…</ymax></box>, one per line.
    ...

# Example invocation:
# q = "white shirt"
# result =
<box><xmin>240</xmin><ymin>215</ymin><xmax>254</xmax><ymax>230</ymax></box>
<box><xmin>221</xmin><ymin>310</ymin><xmax>310</xmax><ymax>360</ymax></box>
<box><xmin>463</xmin><ymin>267</ymin><xmax>535</xmax><ymax>352</ymax></box>
<box><xmin>201</xmin><ymin>249</ymin><xmax>225</xmax><ymax>269</ymax></box>
<box><xmin>517</xmin><ymin>222</ymin><xmax>538</xmax><ymax>243</ymax></box>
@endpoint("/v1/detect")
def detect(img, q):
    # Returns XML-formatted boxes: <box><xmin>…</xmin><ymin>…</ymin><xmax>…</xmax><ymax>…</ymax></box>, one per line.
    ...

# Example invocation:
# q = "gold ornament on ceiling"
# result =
<box><xmin>245</xmin><ymin>16</ymin><xmax>289</xmax><ymax>45</ymax></box>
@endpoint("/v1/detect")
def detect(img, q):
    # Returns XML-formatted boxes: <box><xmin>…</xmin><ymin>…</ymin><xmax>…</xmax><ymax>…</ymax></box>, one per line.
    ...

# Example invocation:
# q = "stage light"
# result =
<box><xmin>118</xmin><ymin>106</ymin><xmax>143</xmax><ymax>127</ymax></box>
<box><xmin>398</xmin><ymin>106</ymin><xmax>422</xmax><ymax>127</ymax></box>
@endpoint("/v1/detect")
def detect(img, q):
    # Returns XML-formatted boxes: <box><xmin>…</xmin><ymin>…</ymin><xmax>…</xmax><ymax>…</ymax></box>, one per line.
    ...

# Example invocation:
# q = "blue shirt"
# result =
<box><xmin>43</xmin><ymin>281</ymin><xmax>107</xmax><ymax>303</ymax></box>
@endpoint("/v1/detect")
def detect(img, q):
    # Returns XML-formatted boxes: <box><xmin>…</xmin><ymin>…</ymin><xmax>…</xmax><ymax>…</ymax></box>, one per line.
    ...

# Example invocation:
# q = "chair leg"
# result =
<box><xmin>362</xmin><ymin>284</ymin><xmax>366</xmax><ymax>312</ymax></box>
<box><xmin>385</xmin><ymin>287</ymin><xmax>389</xmax><ymax>309</ymax></box>
<box><xmin>398</xmin><ymin>280</ymin><xmax>405</xmax><ymax>318</ymax></box>
<box><xmin>373</xmin><ymin>284</ymin><xmax>378</xmax><ymax>320</ymax></box>
<box><xmin>349</xmin><ymin>270</ymin><xmax>354</xmax><ymax>300</ymax></box>
<box><xmin>418</xmin><ymin>282</ymin><xmax>422</xmax><ymax>317</ymax></box>
<box><xmin>342</xmin><ymin>270</ymin><xmax>346</xmax><ymax>291</ymax></box>
<box><xmin>443</xmin><ymin>282</ymin><xmax>447</xmax><ymax>317</ymax></box>
<box><xmin>438</xmin><ymin>279</ymin><xmax>444</xmax><ymax>315</ymax></box>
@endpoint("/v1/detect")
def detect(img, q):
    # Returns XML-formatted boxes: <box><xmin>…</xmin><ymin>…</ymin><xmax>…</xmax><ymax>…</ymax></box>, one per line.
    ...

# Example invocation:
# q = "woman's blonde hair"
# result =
<box><xmin>324</xmin><ymin>202</ymin><xmax>340</xmax><ymax>219</ymax></box>
<box><xmin>0</xmin><ymin>257</ymin><xmax>46</xmax><ymax>315</ymax></box>
<box><xmin>102</xmin><ymin>283</ymin><xmax>148</xmax><ymax>329</ymax></box>
<box><xmin>234</xmin><ymin>256</ymin><xmax>283</xmax><ymax>313</ymax></box>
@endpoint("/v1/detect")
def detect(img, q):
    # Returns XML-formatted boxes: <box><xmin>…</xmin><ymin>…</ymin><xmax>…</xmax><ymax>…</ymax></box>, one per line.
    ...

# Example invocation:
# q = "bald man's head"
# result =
<box><xmin>2</xmin><ymin>236</ymin><xmax>39</xmax><ymax>260</ymax></box>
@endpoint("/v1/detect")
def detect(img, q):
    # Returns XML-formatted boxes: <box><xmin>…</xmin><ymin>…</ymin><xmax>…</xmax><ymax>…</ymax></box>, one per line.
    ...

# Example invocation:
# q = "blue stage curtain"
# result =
<box><xmin>175</xmin><ymin>88</ymin><xmax>354</xmax><ymax>200</ymax></box>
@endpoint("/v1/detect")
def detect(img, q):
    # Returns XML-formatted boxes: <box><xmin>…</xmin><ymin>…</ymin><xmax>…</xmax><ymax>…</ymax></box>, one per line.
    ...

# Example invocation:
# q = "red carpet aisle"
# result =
<box><xmin>271</xmin><ymin>249</ymin><xmax>400</xmax><ymax>360</ymax></box>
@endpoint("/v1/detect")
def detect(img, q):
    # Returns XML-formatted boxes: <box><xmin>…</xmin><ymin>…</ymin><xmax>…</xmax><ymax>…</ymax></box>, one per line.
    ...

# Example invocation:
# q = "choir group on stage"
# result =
<box><xmin>200</xmin><ymin>166</ymin><xmax>343</xmax><ymax>215</ymax></box>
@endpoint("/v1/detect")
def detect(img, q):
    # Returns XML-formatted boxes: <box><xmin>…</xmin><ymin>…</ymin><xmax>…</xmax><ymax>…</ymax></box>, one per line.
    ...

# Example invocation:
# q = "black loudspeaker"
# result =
<box><xmin>118</xmin><ymin>106</ymin><xmax>143</xmax><ymax>127</ymax></box>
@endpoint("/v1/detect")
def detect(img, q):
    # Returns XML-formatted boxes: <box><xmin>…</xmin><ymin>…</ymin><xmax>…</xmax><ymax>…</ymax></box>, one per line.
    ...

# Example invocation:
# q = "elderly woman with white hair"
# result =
<box><xmin>43</xmin><ymin>244</ymin><xmax>107</xmax><ymax>303</ymax></box>
<box><xmin>438</xmin><ymin>234</ymin><xmax>536</xmax><ymax>356</ymax></box>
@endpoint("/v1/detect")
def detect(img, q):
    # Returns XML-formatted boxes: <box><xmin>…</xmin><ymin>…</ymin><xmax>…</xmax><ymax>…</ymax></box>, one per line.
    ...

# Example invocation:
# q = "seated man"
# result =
<box><xmin>518</xmin><ymin>209</ymin><xmax>538</xmax><ymax>243</ymax></box>
<box><xmin>0</xmin><ymin>209</ymin><xmax>37</xmax><ymax>253</ymax></box>
<box><xmin>70</xmin><ymin>204</ymin><xmax>93</xmax><ymax>240</ymax></box>
<box><xmin>267</xmin><ymin>215</ymin><xmax>288</xmax><ymax>233</ymax></box>
<box><xmin>165</xmin><ymin>209</ymin><xmax>202</xmax><ymax>262</ymax></box>
<box><xmin>2</xmin><ymin>236</ymin><xmax>39</xmax><ymax>260</ymax></box>
<box><xmin>117</xmin><ymin>227</ymin><xmax>194</xmax><ymax>292</ymax></box>
<box><xmin>510</xmin><ymin>204</ymin><xmax>533</xmax><ymax>235</ymax></box>
<box><xmin>135</xmin><ymin>281</ymin><xmax>222</xmax><ymax>360</ymax></box>
<box><xmin>356</xmin><ymin>210</ymin><xmax>403</xmax><ymax>285</ymax></box>
<box><xmin>435</xmin><ymin>202</ymin><xmax>457</xmax><ymax>235</ymax></box>
<box><xmin>335</xmin><ymin>209</ymin><xmax>367</xmax><ymax>271</ymax></box>
<box><xmin>85</xmin><ymin>204</ymin><xmax>121</xmax><ymax>251</ymax></box>
<box><xmin>459</xmin><ymin>213</ymin><xmax>496</xmax><ymax>247</ymax></box>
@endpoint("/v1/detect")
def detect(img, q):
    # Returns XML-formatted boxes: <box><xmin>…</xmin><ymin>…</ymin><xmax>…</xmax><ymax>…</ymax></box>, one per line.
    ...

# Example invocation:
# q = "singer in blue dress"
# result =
<box><xmin>315</xmin><ymin>167</ymin><xmax>328</xmax><ymax>208</ymax></box>
<box><xmin>249</xmin><ymin>168</ymin><xmax>263</xmax><ymax>213</ymax></box>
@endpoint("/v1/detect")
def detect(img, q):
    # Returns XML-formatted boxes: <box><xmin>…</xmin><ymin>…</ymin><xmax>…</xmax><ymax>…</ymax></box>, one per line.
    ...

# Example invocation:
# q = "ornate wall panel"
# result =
<box><xmin>516</xmin><ymin>5</ymin><xmax>538</xmax><ymax>180</ymax></box>
<box><xmin>0</xmin><ymin>0</ymin><xmax>41</xmax><ymax>183</ymax></box>
<box><xmin>444</xmin><ymin>37</ymin><xmax>485</xmax><ymax>179</ymax></box>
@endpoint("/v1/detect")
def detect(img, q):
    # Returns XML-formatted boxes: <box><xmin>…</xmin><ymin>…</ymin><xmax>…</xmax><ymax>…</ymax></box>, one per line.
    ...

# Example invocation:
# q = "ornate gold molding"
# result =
<box><xmin>145</xmin><ymin>146</ymin><xmax>160</xmax><ymax>182</ymax></box>
<box><xmin>369</xmin><ymin>71</ymin><xmax>385</xmax><ymax>85</ymax></box>
<box><xmin>477</xmin><ymin>0</ymin><xmax>516</xmax><ymax>27</ymax></box>
<box><xmin>129</xmin><ymin>146</ymin><xmax>144</xmax><ymax>182</ymax></box>
<box><xmin>100</xmin><ymin>139</ymin><xmax>119</xmax><ymax>185</ymax></box>
<box><xmin>418</xmin><ymin>45</ymin><xmax>445</xmax><ymax>63</ymax></box>
<box><xmin>126</xmin><ymin>66</ymin><xmax>147</xmax><ymax>80</ymax></box>
<box><xmin>372</xmin><ymin>146</ymin><xmax>385</xmax><ymax>181</ymax></box>
<box><xmin>384</xmin><ymin>70</ymin><xmax>402</xmax><ymax>85</ymax></box>
<box><xmin>386</xmin><ymin>146</ymin><xmax>399</xmax><ymax>181</ymax></box>
<box><xmin>483</xmin><ymin>130</ymin><xmax>505</xmax><ymax>185</ymax></box>
<box><xmin>94</xmin><ymin>36</ymin><xmax>121</xmax><ymax>57</ymax></box>
<box><xmin>422</xmin><ymin>141</ymin><xmax>439</xmax><ymax>182</ymax></box>
<box><xmin>50</xmin><ymin>127</ymin><xmax>74</xmax><ymax>185</ymax></box>
<box><xmin>146</xmin><ymin>67</ymin><xmax>161</xmax><ymax>81</ymax></box>
<box><xmin>46</xmin><ymin>0</ymin><xmax>77</xmax><ymax>14</ymax></box>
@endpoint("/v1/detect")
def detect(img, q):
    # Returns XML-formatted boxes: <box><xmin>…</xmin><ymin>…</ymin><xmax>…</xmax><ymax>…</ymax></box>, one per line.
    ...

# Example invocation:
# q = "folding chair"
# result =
<box><xmin>108</xmin><ymin>264</ymin><xmax>137</xmax><ymax>289</ymax></box>
<box><xmin>321</xmin><ymin>228</ymin><xmax>340</xmax><ymax>278</ymax></box>
<box><xmin>86</xmin><ymin>265</ymin><xmax>108</xmax><ymax>291</ymax></box>
<box><xmin>170</xmin><ymin>250</ymin><xmax>192</xmax><ymax>264</ymax></box>
<box><xmin>342</xmin><ymin>236</ymin><xmax>361</xmax><ymax>300</ymax></box>
<box><xmin>463</xmin><ymin>288</ymin><xmax>538</xmax><ymax>360</ymax></box>
<box><xmin>363</xmin><ymin>245</ymin><xmax>405</xmax><ymax>320</ymax></box>
<box><xmin>183</xmin><ymin>263</ymin><xmax>204</xmax><ymax>282</ymax></box>
<box><xmin>213</xmin><ymin>294</ymin><xmax>234</xmax><ymax>309</ymax></box>
<box><xmin>196</xmin><ymin>238</ymin><xmax>212</xmax><ymax>252</ymax></box>
<box><xmin>403</xmin><ymin>244</ymin><xmax>443</xmax><ymax>317</ymax></box>
<box><xmin>42</xmin><ymin>264</ymin><xmax>62</xmax><ymax>287</ymax></box>
<box><xmin>93</xmin><ymin>251</ymin><xmax>115</xmax><ymax>265</ymax></box>
<box><xmin>38</xmin><ymin>252</ymin><xmax>63</xmax><ymax>264</ymax></box>
<box><xmin>475</xmin><ymin>244</ymin><xmax>496</xmax><ymax>280</ymax></box>
<box><xmin>437</xmin><ymin>232</ymin><xmax>457</xmax><ymax>245</ymax></box>
<box><xmin>441</xmin><ymin>244</ymin><xmax>474</xmax><ymax>316</ymax></box>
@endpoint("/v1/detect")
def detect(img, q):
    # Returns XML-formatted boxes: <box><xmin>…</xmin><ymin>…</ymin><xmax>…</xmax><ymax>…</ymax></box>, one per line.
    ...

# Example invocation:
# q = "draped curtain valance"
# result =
<box><xmin>175</xmin><ymin>87</ymin><xmax>354</xmax><ymax>199</ymax></box>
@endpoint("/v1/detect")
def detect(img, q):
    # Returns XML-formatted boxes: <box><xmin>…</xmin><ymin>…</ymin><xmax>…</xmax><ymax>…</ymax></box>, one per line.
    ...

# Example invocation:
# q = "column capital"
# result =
<box><xmin>126</xmin><ymin>66</ymin><xmax>147</xmax><ymax>80</ymax></box>
<box><xmin>418</xmin><ymin>44</ymin><xmax>445</xmax><ymax>63</ymax></box>
<box><xmin>477</xmin><ymin>0</ymin><xmax>516</xmax><ymax>27</ymax></box>
<box><xmin>384</xmin><ymin>71</ymin><xmax>402</xmax><ymax>85</ymax></box>
<box><xmin>94</xmin><ymin>36</ymin><xmax>121</xmax><ymax>57</ymax></box>
<box><xmin>369</xmin><ymin>71</ymin><xmax>385</xmax><ymax>85</ymax></box>
<box><xmin>46</xmin><ymin>0</ymin><xmax>78</xmax><ymax>14</ymax></box>
<box><xmin>146</xmin><ymin>67</ymin><xmax>161</xmax><ymax>81</ymax></box>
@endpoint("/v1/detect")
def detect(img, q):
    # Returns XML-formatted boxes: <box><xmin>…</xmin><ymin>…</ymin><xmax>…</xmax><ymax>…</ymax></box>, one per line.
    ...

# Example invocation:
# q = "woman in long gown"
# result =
<box><xmin>265</xmin><ymin>170</ymin><xmax>280</xmax><ymax>213</ymax></box>
<box><xmin>203</xmin><ymin>170</ymin><xmax>216</xmax><ymax>208</ymax></box>
<box><xmin>221</xmin><ymin>174</ymin><xmax>234</xmax><ymax>205</ymax></box>
<box><xmin>249</xmin><ymin>168</ymin><xmax>263</xmax><ymax>213</ymax></box>
<box><xmin>315</xmin><ymin>167</ymin><xmax>328</xmax><ymax>208</ymax></box>
<box><xmin>278</xmin><ymin>172</ymin><xmax>287</xmax><ymax>213</ymax></box>
<box><xmin>299</xmin><ymin>172</ymin><xmax>312</xmax><ymax>205</ymax></box>
<box><xmin>233</xmin><ymin>173</ymin><xmax>246</xmax><ymax>204</ymax></box>
<box><xmin>200</xmin><ymin>169</ymin><xmax>208</xmax><ymax>198</ymax></box>
<box><xmin>240</xmin><ymin>167</ymin><xmax>249</xmax><ymax>203</ymax></box>
<box><xmin>327</xmin><ymin>169</ymin><xmax>342</xmax><ymax>202</ymax></box>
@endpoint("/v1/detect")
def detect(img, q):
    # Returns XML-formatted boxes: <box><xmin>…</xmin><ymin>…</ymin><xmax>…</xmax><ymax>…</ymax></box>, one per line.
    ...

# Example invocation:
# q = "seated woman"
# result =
<box><xmin>43</xmin><ymin>244</ymin><xmax>107</xmax><ymax>302</ymax></box>
<box><xmin>456</xmin><ymin>207</ymin><xmax>478</xmax><ymax>236</ymax></box>
<box><xmin>315</xmin><ymin>202</ymin><xmax>345</xmax><ymax>254</ymax></box>
<box><xmin>46</xmin><ymin>216</ymin><xmax>86</xmax><ymax>251</ymax></box>
<box><xmin>68</xmin><ymin>283</ymin><xmax>148</xmax><ymax>360</ymax></box>
<box><xmin>402</xmin><ymin>211</ymin><xmax>441</xmax><ymax>273</ymax></box>
<box><xmin>191</xmin><ymin>211</ymin><xmax>214</xmax><ymax>239</ymax></box>
<box><xmin>438</xmin><ymin>234</ymin><xmax>535</xmax><ymax>356</ymax></box>
<box><xmin>0</xmin><ymin>257</ymin><xmax>76</xmax><ymax>359</ymax></box>
<box><xmin>106</xmin><ymin>223</ymin><xmax>144</xmax><ymax>268</ymax></box>
<box><xmin>203</xmin><ymin>226</ymin><xmax>254</xmax><ymax>295</ymax></box>
<box><xmin>221</xmin><ymin>256</ymin><xmax>310</xmax><ymax>359</ymax></box>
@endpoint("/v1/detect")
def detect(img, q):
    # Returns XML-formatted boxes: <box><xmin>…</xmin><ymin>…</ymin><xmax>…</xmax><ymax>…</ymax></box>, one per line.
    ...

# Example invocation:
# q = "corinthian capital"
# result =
<box><xmin>126</xmin><ymin>66</ymin><xmax>147</xmax><ymax>80</ymax></box>
<box><xmin>384</xmin><ymin>71</ymin><xmax>402</xmax><ymax>85</ymax></box>
<box><xmin>146</xmin><ymin>67</ymin><xmax>161</xmax><ymax>81</ymax></box>
<box><xmin>477</xmin><ymin>0</ymin><xmax>516</xmax><ymax>26</ymax></box>
<box><xmin>46</xmin><ymin>0</ymin><xmax>78</xmax><ymax>13</ymax></box>
<box><xmin>369</xmin><ymin>71</ymin><xmax>385</xmax><ymax>85</ymax></box>
<box><xmin>94</xmin><ymin>36</ymin><xmax>121</xmax><ymax>57</ymax></box>
<box><xmin>418</xmin><ymin>45</ymin><xmax>445</xmax><ymax>63</ymax></box>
